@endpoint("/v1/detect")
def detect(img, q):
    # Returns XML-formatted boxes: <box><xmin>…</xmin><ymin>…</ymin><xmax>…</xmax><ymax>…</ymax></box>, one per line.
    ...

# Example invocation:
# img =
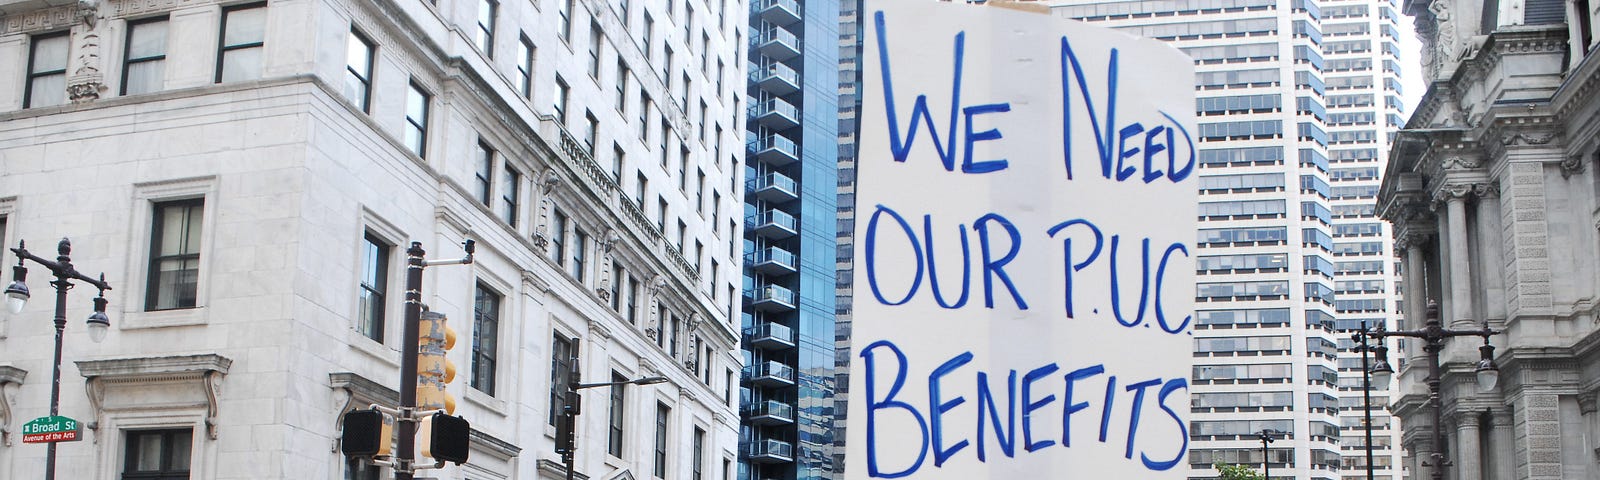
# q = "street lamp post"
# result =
<box><xmin>1349</xmin><ymin>321</ymin><xmax>1388</xmax><ymax>480</ymax></box>
<box><xmin>557</xmin><ymin>359</ymin><xmax>667</xmax><ymax>480</ymax></box>
<box><xmin>1365</xmin><ymin>301</ymin><xmax>1499</xmax><ymax>480</ymax></box>
<box><xmin>6</xmin><ymin>239</ymin><xmax>113</xmax><ymax>480</ymax></box>
<box><xmin>1256</xmin><ymin>429</ymin><xmax>1277</xmax><ymax>480</ymax></box>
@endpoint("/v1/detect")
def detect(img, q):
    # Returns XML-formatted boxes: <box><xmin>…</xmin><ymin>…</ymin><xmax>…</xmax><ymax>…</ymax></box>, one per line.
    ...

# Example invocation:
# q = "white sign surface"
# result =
<box><xmin>846</xmin><ymin>2</ymin><xmax>1197</xmax><ymax>478</ymax></box>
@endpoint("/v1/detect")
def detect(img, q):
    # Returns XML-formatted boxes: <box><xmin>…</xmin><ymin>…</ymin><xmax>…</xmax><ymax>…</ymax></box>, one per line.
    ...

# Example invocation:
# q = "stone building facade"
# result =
<box><xmin>0</xmin><ymin>0</ymin><xmax>748</xmax><ymax>478</ymax></box>
<box><xmin>1380</xmin><ymin>0</ymin><xmax>1600</xmax><ymax>477</ymax></box>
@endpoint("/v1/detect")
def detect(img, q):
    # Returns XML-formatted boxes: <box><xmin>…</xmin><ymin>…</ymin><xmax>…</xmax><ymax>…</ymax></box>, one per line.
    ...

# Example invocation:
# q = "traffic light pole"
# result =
<box><xmin>397</xmin><ymin>242</ymin><xmax>425</xmax><ymax>480</ymax></box>
<box><xmin>394</xmin><ymin>240</ymin><xmax>473</xmax><ymax>480</ymax></box>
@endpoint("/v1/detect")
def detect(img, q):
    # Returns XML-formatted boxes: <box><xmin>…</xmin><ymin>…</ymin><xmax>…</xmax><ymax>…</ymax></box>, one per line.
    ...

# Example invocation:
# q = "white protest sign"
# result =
<box><xmin>846</xmin><ymin>2</ymin><xmax>1197</xmax><ymax>479</ymax></box>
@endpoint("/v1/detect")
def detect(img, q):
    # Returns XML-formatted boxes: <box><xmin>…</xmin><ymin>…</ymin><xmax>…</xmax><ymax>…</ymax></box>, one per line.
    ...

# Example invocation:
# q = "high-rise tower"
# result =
<box><xmin>1043</xmin><ymin>1</ymin><xmax>1408</xmax><ymax>478</ymax></box>
<box><xmin>740</xmin><ymin>1</ymin><xmax>841</xmax><ymax>479</ymax></box>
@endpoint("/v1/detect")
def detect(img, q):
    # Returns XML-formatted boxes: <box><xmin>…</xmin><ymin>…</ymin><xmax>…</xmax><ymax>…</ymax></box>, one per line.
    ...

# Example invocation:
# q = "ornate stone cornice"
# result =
<box><xmin>77</xmin><ymin>354</ymin><xmax>231</xmax><ymax>441</ymax></box>
<box><xmin>1457</xmin><ymin>26</ymin><xmax>1570</xmax><ymax>87</ymax></box>
<box><xmin>469</xmin><ymin>428</ymin><xmax>522</xmax><ymax>460</ymax></box>
<box><xmin>0</xmin><ymin>5</ymin><xmax>80</xmax><ymax>34</ymax></box>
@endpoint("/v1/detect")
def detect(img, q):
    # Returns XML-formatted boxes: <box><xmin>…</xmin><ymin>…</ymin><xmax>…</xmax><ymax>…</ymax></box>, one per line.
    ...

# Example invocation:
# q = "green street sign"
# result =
<box><xmin>21</xmin><ymin>416</ymin><xmax>81</xmax><ymax>444</ymax></box>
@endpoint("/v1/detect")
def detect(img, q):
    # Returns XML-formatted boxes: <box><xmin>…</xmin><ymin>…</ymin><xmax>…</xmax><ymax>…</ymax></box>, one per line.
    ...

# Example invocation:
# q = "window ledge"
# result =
<box><xmin>122</xmin><ymin>307</ymin><xmax>207</xmax><ymax>330</ymax></box>
<box><xmin>464</xmin><ymin>387</ymin><xmax>508</xmax><ymax>417</ymax></box>
<box><xmin>346</xmin><ymin>330</ymin><xmax>400</xmax><ymax>368</ymax></box>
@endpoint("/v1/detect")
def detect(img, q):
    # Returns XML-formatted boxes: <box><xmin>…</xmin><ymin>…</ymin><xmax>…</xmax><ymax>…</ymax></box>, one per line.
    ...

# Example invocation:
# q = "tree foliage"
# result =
<box><xmin>1214</xmin><ymin>463</ymin><xmax>1265</xmax><ymax>480</ymax></box>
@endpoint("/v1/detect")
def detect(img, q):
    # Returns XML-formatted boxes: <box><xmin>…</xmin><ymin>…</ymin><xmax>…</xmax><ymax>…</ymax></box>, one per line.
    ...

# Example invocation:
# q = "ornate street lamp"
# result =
<box><xmin>8</xmin><ymin>239</ymin><xmax>114</xmax><ymax>480</ymax></box>
<box><xmin>1365</xmin><ymin>300</ymin><xmax>1499</xmax><ymax>480</ymax></box>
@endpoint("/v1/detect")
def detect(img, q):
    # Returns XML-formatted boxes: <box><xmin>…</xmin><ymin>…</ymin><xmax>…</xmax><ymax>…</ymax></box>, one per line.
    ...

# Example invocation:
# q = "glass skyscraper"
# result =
<box><xmin>741</xmin><ymin>1</ymin><xmax>841</xmax><ymax>480</ymax></box>
<box><xmin>1043</xmin><ymin>0</ymin><xmax>1408</xmax><ymax>478</ymax></box>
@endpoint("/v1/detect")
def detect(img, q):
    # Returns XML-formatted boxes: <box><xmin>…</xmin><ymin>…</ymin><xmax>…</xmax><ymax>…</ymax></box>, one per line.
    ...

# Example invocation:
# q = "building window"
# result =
<box><xmin>638</xmin><ymin>94</ymin><xmax>651</xmax><ymax>140</ymax></box>
<box><xmin>344</xmin><ymin>457</ymin><xmax>380</xmax><ymax>480</ymax></box>
<box><xmin>607</xmin><ymin>371</ymin><xmax>626</xmax><ymax>457</ymax></box>
<box><xmin>613</xmin><ymin>145</ymin><xmax>626</xmax><ymax>183</ymax></box>
<box><xmin>475</xmin><ymin>142</ymin><xmax>495</xmax><ymax>206</ymax></box>
<box><xmin>404</xmin><ymin>81</ymin><xmax>430</xmax><ymax>157</ymax></box>
<box><xmin>216</xmin><ymin>3</ymin><xmax>267</xmax><ymax>83</ymax></box>
<box><xmin>517</xmin><ymin>34</ymin><xmax>535</xmax><ymax>98</ymax></box>
<box><xmin>615</xmin><ymin>62</ymin><xmax>629</xmax><ymax>107</ymax></box>
<box><xmin>653</xmin><ymin>403</ymin><xmax>670</xmax><ymax>478</ymax></box>
<box><xmin>609</xmin><ymin>264</ymin><xmax>623</xmax><ymax>310</ymax></box>
<box><xmin>501</xmin><ymin>165</ymin><xmax>520</xmax><ymax>226</ymax></box>
<box><xmin>122</xmin><ymin>18</ymin><xmax>170</xmax><ymax>96</ymax></box>
<box><xmin>570</xmin><ymin>228</ymin><xmax>588</xmax><ymax>281</ymax></box>
<box><xmin>559</xmin><ymin>0</ymin><xmax>574</xmax><ymax>41</ymax></box>
<box><xmin>588</xmin><ymin>22</ymin><xmax>603</xmax><ymax>79</ymax></box>
<box><xmin>549</xmin><ymin>333</ymin><xmax>576</xmax><ymax>425</ymax></box>
<box><xmin>584</xmin><ymin>111</ymin><xmax>599</xmax><ymax>151</ymax></box>
<box><xmin>471</xmin><ymin>283</ymin><xmax>500</xmax><ymax>395</ymax></box>
<box><xmin>676</xmin><ymin>220</ymin><xmax>687</xmax><ymax>251</ymax></box>
<box><xmin>476</xmin><ymin>0</ymin><xmax>497</xmax><ymax>57</ymax></box>
<box><xmin>635</xmin><ymin>172</ymin><xmax>648</xmax><ymax>207</ymax></box>
<box><xmin>696</xmin><ymin>170</ymin><xmax>706</xmax><ymax>213</ymax></box>
<box><xmin>146</xmin><ymin>199</ymin><xmax>204</xmax><ymax>311</ymax></box>
<box><xmin>643</xmin><ymin>14</ymin><xmax>654</xmax><ymax>60</ymax></box>
<box><xmin>692</xmin><ymin>427</ymin><xmax>705</xmax><ymax>480</ymax></box>
<box><xmin>656</xmin><ymin>197</ymin><xmax>668</xmax><ymax>231</ymax></box>
<box><xmin>122</xmin><ymin>428</ymin><xmax>191</xmax><ymax>480</ymax></box>
<box><xmin>554</xmin><ymin>76</ymin><xmax>570</xmax><ymax>124</ymax></box>
<box><xmin>24</xmin><ymin>32</ymin><xmax>69</xmax><ymax>108</ymax></box>
<box><xmin>701</xmin><ymin>345</ymin><xmax>712</xmax><ymax>381</ymax></box>
<box><xmin>669</xmin><ymin>314</ymin><xmax>680</xmax><ymax>354</ymax></box>
<box><xmin>357</xmin><ymin>233</ymin><xmax>390</xmax><ymax>342</ymax></box>
<box><xmin>625</xmin><ymin>276</ymin><xmax>639</xmax><ymax>323</ymax></box>
<box><xmin>550</xmin><ymin>209</ymin><xmax>568</xmax><ymax>264</ymax></box>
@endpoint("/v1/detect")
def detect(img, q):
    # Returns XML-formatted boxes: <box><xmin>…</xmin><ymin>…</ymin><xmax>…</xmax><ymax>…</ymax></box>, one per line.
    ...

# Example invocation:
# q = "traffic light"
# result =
<box><xmin>419</xmin><ymin>412</ymin><xmax>471</xmax><ymax>465</ymax></box>
<box><xmin>417</xmin><ymin>311</ymin><xmax>458</xmax><ymax>415</ymax></box>
<box><xmin>340</xmin><ymin>409</ymin><xmax>392</xmax><ymax>457</ymax></box>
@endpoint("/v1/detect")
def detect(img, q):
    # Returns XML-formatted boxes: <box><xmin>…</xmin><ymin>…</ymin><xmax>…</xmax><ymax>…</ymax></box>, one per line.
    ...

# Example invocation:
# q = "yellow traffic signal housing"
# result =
<box><xmin>417</xmin><ymin>311</ymin><xmax>458</xmax><ymax>414</ymax></box>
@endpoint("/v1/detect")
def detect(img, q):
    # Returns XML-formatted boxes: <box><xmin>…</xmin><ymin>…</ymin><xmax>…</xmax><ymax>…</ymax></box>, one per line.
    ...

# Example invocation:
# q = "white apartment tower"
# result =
<box><xmin>1047</xmin><ymin>1</ymin><xmax>1407</xmax><ymax>479</ymax></box>
<box><xmin>0</xmin><ymin>0</ymin><xmax>748</xmax><ymax>478</ymax></box>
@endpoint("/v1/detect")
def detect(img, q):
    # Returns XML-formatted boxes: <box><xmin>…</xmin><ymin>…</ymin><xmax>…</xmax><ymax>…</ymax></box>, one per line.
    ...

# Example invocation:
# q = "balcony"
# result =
<box><xmin>750</xmin><ymin>284</ymin><xmax>796</xmax><ymax>312</ymax></box>
<box><xmin>756</xmin><ymin>26</ymin><xmax>801</xmax><ymax>60</ymax></box>
<box><xmin>744</xmin><ymin>399</ymin><xmax>796</xmax><ymax>426</ymax></box>
<box><xmin>749</xmin><ymin>134</ymin><xmax>799</xmax><ymax>166</ymax></box>
<box><xmin>752</xmin><ymin>62</ymin><xmax>800</xmax><ymax>95</ymax></box>
<box><xmin>745</xmin><ymin>361</ymin><xmax>796</xmax><ymax>388</ymax></box>
<box><xmin>748</xmin><ymin>209</ymin><xmax>798</xmax><ymax>239</ymax></box>
<box><xmin>743</xmin><ymin>438</ymin><xmax>795</xmax><ymax>464</ymax></box>
<box><xmin>749</xmin><ymin>171</ymin><xmax>798</xmax><ymax>202</ymax></box>
<box><xmin>751</xmin><ymin>98</ymin><xmax>800</xmax><ymax>130</ymax></box>
<box><xmin>748</xmin><ymin>246</ymin><xmax>797</xmax><ymax>275</ymax></box>
<box><xmin>745</xmin><ymin>321</ymin><xmax>796</xmax><ymax>350</ymax></box>
<box><xmin>754</xmin><ymin>0</ymin><xmax>801</xmax><ymax>25</ymax></box>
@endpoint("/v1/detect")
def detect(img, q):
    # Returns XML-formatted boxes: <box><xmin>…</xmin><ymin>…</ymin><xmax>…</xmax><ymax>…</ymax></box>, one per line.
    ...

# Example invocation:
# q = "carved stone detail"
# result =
<box><xmin>1561</xmin><ymin>154</ymin><xmax>1587</xmax><ymax>179</ymax></box>
<box><xmin>0</xmin><ymin>6</ymin><xmax>80</xmax><ymax>35</ymax></box>
<box><xmin>1440</xmin><ymin>156</ymin><xmax>1483</xmax><ymax>170</ymax></box>
<box><xmin>0</xmin><ymin>366</ymin><xmax>26</xmax><ymax>447</ymax></box>
<box><xmin>1472</xmin><ymin>182</ymin><xmax>1500</xmax><ymax>198</ymax></box>
<box><xmin>1502</xmin><ymin>131</ymin><xmax>1556</xmax><ymax>146</ymax></box>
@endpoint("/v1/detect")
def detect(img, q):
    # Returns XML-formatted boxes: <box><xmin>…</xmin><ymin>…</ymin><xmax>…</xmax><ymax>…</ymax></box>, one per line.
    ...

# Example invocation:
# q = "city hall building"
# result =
<box><xmin>1381</xmin><ymin>0</ymin><xmax>1600</xmax><ymax>477</ymax></box>
<box><xmin>0</xmin><ymin>0</ymin><xmax>748</xmax><ymax>478</ymax></box>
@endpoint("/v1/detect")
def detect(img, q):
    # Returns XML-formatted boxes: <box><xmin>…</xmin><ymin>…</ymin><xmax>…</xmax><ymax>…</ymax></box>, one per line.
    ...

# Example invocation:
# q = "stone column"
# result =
<box><xmin>1401</xmin><ymin>235</ymin><xmax>1429</xmax><ymax>327</ymax></box>
<box><xmin>1456</xmin><ymin>413</ymin><xmax>1483</xmax><ymax>480</ymax></box>
<box><xmin>1473</xmin><ymin>183</ymin><xmax>1507</xmax><ymax>324</ymax></box>
<box><xmin>1488</xmin><ymin>409</ymin><xmax>1516</xmax><ymax>480</ymax></box>
<box><xmin>1436</xmin><ymin>201</ymin><xmax>1455</xmax><ymax>324</ymax></box>
<box><xmin>1441</xmin><ymin>185</ymin><xmax>1476</xmax><ymax>328</ymax></box>
<box><xmin>1581</xmin><ymin>393</ymin><xmax>1600</xmax><ymax>480</ymax></box>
